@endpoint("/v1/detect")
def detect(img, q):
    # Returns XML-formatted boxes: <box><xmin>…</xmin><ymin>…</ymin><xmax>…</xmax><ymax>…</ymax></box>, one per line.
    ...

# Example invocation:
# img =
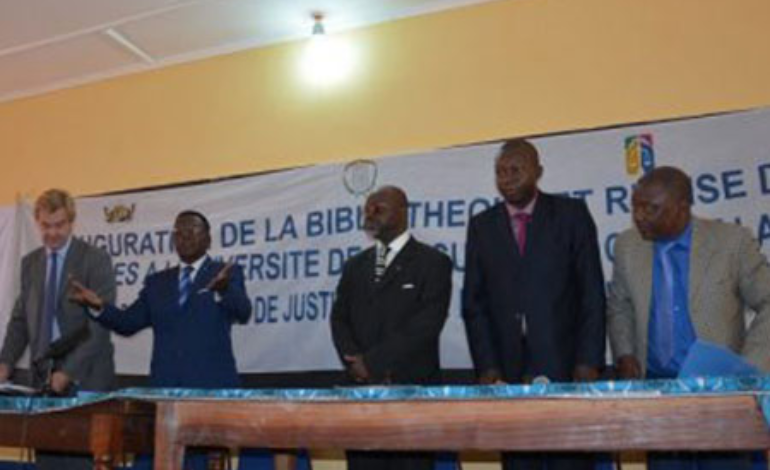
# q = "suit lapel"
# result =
<box><xmin>629</xmin><ymin>234</ymin><xmax>654</xmax><ymax>345</ymax></box>
<box><xmin>688</xmin><ymin>218</ymin><xmax>713</xmax><ymax>324</ymax></box>
<box><xmin>492</xmin><ymin>203</ymin><xmax>520</xmax><ymax>261</ymax></box>
<box><xmin>30</xmin><ymin>249</ymin><xmax>47</xmax><ymax>344</ymax></box>
<box><xmin>193</xmin><ymin>257</ymin><xmax>214</xmax><ymax>291</ymax></box>
<box><xmin>377</xmin><ymin>238</ymin><xmax>417</xmax><ymax>290</ymax></box>
<box><xmin>57</xmin><ymin>238</ymin><xmax>81</xmax><ymax>307</ymax></box>
<box><xmin>167</xmin><ymin>265</ymin><xmax>182</xmax><ymax>311</ymax></box>
<box><xmin>524</xmin><ymin>193</ymin><xmax>551</xmax><ymax>259</ymax></box>
<box><xmin>361</xmin><ymin>248</ymin><xmax>378</xmax><ymax>295</ymax></box>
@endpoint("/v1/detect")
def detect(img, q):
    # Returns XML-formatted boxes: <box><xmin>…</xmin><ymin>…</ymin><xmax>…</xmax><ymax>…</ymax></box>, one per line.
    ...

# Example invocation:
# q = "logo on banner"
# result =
<box><xmin>103</xmin><ymin>204</ymin><xmax>136</xmax><ymax>223</ymax></box>
<box><xmin>343</xmin><ymin>159</ymin><xmax>378</xmax><ymax>196</ymax></box>
<box><xmin>624</xmin><ymin>134</ymin><xmax>655</xmax><ymax>176</ymax></box>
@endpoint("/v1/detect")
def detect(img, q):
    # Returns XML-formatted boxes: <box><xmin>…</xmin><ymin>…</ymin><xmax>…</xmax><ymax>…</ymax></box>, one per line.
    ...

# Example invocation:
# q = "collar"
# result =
<box><xmin>179</xmin><ymin>255</ymin><xmax>208</xmax><ymax>279</ymax></box>
<box><xmin>655</xmin><ymin>222</ymin><xmax>693</xmax><ymax>251</ymax></box>
<box><xmin>378</xmin><ymin>231</ymin><xmax>411</xmax><ymax>258</ymax></box>
<box><xmin>46</xmin><ymin>236</ymin><xmax>73</xmax><ymax>260</ymax></box>
<box><xmin>505</xmin><ymin>192</ymin><xmax>538</xmax><ymax>218</ymax></box>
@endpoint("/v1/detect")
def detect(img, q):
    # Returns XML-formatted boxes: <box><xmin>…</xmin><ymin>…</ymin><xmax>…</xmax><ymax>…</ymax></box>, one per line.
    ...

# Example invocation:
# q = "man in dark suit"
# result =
<box><xmin>0</xmin><ymin>188</ymin><xmax>116</xmax><ymax>470</ymax></box>
<box><xmin>71</xmin><ymin>210</ymin><xmax>252</xmax><ymax>469</ymax></box>
<box><xmin>462</xmin><ymin>139</ymin><xmax>606</xmax><ymax>470</ymax></box>
<box><xmin>331</xmin><ymin>185</ymin><xmax>453</xmax><ymax>470</ymax></box>
<box><xmin>72</xmin><ymin>210</ymin><xmax>251</xmax><ymax>386</ymax></box>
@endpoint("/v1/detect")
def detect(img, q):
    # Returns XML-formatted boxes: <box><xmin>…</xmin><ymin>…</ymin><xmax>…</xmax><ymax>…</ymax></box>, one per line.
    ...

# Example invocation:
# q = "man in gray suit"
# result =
<box><xmin>607</xmin><ymin>166</ymin><xmax>770</xmax><ymax>469</ymax></box>
<box><xmin>0</xmin><ymin>188</ymin><xmax>115</xmax><ymax>470</ymax></box>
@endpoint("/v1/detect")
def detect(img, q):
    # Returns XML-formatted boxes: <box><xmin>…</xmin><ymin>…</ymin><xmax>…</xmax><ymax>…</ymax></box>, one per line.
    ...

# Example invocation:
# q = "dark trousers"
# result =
<box><xmin>36</xmin><ymin>451</ymin><xmax>92</xmax><ymax>470</ymax></box>
<box><xmin>647</xmin><ymin>451</ymin><xmax>756</xmax><ymax>470</ymax></box>
<box><xmin>132</xmin><ymin>452</ymin><xmax>208</xmax><ymax>470</ymax></box>
<box><xmin>501</xmin><ymin>451</ymin><xmax>595</xmax><ymax>470</ymax></box>
<box><xmin>347</xmin><ymin>450</ymin><xmax>435</xmax><ymax>470</ymax></box>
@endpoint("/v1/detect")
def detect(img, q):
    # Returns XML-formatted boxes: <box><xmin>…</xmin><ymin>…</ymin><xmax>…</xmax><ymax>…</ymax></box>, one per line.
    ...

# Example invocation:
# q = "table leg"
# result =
<box><xmin>154</xmin><ymin>402</ymin><xmax>185</xmax><ymax>470</ymax></box>
<box><xmin>90</xmin><ymin>413</ymin><xmax>122</xmax><ymax>470</ymax></box>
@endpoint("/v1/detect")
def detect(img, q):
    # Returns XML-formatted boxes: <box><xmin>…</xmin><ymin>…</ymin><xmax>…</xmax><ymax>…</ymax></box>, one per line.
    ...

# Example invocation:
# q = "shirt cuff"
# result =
<box><xmin>88</xmin><ymin>306</ymin><xmax>104</xmax><ymax>317</ymax></box>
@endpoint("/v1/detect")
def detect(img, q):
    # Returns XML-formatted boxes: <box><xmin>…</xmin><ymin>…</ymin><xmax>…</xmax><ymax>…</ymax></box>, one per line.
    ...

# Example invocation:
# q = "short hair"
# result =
<box><xmin>637</xmin><ymin>166</ymin><xmax>694</xmax><ymax>205</ymax></box>
<box><xmin>35</xmin><ymin>189</ymin><xmax>76</xmax><ymax>222</ymax></box>
<box><xmin>497</xmin><ymin>138</ymin><xmax>540</xmax><ymax>163</ymax></box>
<box><xmin>176</xmin><ymin>210</ymin><xmax>211</xmax><ymax>232</ymax></box>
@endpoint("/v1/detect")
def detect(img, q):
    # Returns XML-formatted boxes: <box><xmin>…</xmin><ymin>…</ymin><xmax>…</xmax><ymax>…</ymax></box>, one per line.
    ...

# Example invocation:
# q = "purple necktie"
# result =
<box><xmin>512</xmin><ymin>213</ymin><xmax>531</xmax><ymax>254</ymax></box>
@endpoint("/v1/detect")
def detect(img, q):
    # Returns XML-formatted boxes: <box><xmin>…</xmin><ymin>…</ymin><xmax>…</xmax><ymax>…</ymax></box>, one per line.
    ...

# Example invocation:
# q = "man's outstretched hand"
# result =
<box><xmin>69</xmin><ymin>277</ymin><xmax>104</xmax><ymax>310</ymax></box>
<box><xmin>207</xmin><ymin>262</ymin><xmax>235</xmax><ymax>293</ymax></box>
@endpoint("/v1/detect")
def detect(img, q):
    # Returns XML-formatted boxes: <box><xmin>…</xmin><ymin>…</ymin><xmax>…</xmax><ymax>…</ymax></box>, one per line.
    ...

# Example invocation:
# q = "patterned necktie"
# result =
<box><xmin>374</xmin><ymin>245</ymin><xmax>390</xmax><ymax>283</ymax></box>
<box><xmin>512</xmin><ymin>213</ymin><xmax>531</xmax><ymax>254</ymax></box>
<box><xmin>655</xmin><ymin>243</ymin><xmax>676</xmax><ymax>366</ymax></box>
<box><xmin>179</xmin><ymin>265</ymin><xmax>194</xmax><ymax>307</ymax></box>
<box><xmin>40</xmin><ymin>251</ymin><xmax>58</xmax><ymax>354</ymax></box>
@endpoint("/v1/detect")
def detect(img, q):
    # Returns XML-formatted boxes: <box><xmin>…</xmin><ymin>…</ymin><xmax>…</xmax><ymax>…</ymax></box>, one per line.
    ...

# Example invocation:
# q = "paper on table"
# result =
<box><xmin>679</xmin><ymin>340</ymin><xmax>760</xmax><ymax>378</ymax></box>
<box><xmin>0</xmin><ymin>381</ymin><xmax>37</xmax><ymax>395</ymax></box>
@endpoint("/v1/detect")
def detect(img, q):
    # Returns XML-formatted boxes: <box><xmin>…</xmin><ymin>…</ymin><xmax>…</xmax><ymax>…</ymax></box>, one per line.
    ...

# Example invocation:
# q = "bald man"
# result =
<box><xmin>331</xmin><ymin>185</ymin><xmax>453</xmax><ymax>470</ymax></box>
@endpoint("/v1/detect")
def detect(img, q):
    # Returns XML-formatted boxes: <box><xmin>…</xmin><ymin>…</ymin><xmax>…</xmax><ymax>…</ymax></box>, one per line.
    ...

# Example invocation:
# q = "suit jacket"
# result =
<box><xmin>462</xmin><ymin>193</ymin><xmax>606</xmax><ymax>382</ymax></box>
<box><xmin>0</xmin><ymin>237</ymin><xmax>116</xmax><ymax>390</ymax></box>
<box><xmin>331</xmin><ymin>236</ymin><xmax>453</xmax><ymax>385</ymax></box>
<box><xmin>96</xmin><ymin>257</ymin><xmax>252</xmax><ymax>388</ymax></box>
<box><xmin>608</xmin><ymin>217</ymin><xmax>770</xmax><ymax>373</ymax></box>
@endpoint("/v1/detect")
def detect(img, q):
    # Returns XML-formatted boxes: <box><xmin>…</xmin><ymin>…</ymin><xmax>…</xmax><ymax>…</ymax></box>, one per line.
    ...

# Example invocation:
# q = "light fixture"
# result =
<box><xmin>312</xmin><ymin>12</ymin><xmax>325</xmax><ymax>36</ymax></box>
<box><xmin>299</xmin><ymin>12</ymin><xmax>357</xmax><ymax>88</ymax></box>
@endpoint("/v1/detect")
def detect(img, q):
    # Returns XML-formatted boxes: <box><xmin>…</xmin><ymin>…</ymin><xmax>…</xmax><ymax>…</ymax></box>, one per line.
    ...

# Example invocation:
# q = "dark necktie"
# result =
<box><xmin>512</xmin><ymin>213</ymin><xmax>531</xmax><ymax>254</ymax></box>
<box><xmin>39</xmin><ymin>251</ymin><xmax>58</xmax><ymax>354</ymax></box>
<box><xmin>374</xmin><ymin>246</ymin><xmax>390</xmax><ymax>283</ymax></box>
<box><xmin>179</xmin><ymin>265</ymin><xmax>194</xmax><ymax>307</ymax></box>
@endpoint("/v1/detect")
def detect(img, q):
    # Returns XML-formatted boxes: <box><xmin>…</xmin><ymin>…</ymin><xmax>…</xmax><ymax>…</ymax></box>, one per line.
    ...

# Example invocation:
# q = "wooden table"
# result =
<box><xmin>152</xmin><ymin>393</ymin><xmax>770</xmax><ymax>470</ymax></box>
<box><xmin>0</xmin><ymin>399</ymin><xmax>155</xmax><ymax>470</ymax></box>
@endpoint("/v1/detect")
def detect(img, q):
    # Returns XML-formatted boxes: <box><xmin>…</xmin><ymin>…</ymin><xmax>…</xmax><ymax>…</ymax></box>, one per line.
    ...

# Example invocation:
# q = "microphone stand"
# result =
<box><xmin>32</xmin><ymin>356</ymin><xmax>59</xmax><ymax>396</ymax></box>
<box><xmin>31</xmin><ymin>357</ymin><xmax>48</xmax><ymax>396</ymax></box>
<box><xmin>32</xmin><ymin>325</ymin><xmax>90</xmax><ymax>397</ymax></box>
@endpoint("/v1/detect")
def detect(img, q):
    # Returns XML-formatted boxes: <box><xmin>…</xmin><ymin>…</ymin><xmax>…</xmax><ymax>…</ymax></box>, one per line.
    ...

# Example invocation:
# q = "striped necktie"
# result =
<box><xmin>374</xmin><ymin>245</ymin><xmax>390</xmax><ymax>283</ymax></box>
<box><xmin>179</xmin><ymin>265</ymin><xmax>194</xmax><ymax>307</ymax></box>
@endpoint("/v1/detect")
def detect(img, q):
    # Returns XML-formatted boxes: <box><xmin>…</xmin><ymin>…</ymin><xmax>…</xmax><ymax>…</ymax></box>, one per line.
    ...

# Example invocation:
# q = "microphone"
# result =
<box><xmin>34</xmin><ymin>324</ymin><xmax>90</xmax><ymax>366</ymax></box>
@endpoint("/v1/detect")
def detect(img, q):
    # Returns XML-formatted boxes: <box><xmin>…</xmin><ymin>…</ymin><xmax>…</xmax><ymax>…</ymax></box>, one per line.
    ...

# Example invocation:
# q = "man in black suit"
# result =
<box><xmin>462</xmin><ymin>139</ymin><xmax>606</xmax><ymax>470</ymax></box>
<box><xmin>331</xmin><ymin>185</ymin><xmax>453</xmax><ymax>470</ymax></box>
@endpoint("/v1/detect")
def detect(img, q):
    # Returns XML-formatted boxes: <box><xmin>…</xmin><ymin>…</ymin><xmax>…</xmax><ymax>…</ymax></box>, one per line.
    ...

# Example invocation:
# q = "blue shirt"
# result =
<box><xmin>45</xmin><ymin>237</ymin><xmax>72</xmax><ymax>341</ymax></box>
<box><xmin>647</xmin><ymin>223</ymin><xmax>698</xmax><ymax>379</ymax></box>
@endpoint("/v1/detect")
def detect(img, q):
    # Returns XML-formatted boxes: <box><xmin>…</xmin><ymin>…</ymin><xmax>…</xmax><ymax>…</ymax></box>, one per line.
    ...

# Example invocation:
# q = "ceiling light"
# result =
<box><xmin>299</xmin><ymin>12</ymin><xmax>358</xmax><ymax>88</ymax></box>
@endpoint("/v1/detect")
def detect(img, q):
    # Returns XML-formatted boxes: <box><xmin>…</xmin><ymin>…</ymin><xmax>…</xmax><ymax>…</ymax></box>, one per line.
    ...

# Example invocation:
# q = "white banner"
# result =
<box><xmin>3</xmin><ymin>108</ymin><xmax>770</xmax><ymax>374</ymax></box>
<box><xmin>0</xmin><ymin>206</ymin><xmax>20</xmax><ymax>332</ymax></box>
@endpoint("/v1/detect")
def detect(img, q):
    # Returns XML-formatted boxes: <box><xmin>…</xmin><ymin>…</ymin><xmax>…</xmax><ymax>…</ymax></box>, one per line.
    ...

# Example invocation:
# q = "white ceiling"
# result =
<box><xmin>0</xmin><ymin>0</ymin><xmax>495</xmax><ymax>104</ymax></box>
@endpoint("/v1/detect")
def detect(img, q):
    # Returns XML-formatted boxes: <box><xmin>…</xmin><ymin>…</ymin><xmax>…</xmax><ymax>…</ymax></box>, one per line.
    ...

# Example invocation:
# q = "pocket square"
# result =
<box><xmin>401</xmin><ymin>283</ymin><xmax>415</xmax><ymax>289</ymax></box>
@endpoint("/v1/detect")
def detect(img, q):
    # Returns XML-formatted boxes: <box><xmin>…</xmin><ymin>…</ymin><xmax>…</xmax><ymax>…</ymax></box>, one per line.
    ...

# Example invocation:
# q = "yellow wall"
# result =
<box><xmin>0</xmin><ymin>2</ymin><xmax>765</xmax><ymax>466</ymax></box>
<box><xmin>1</xmin><ymin>0</ymin><xmax>769</xmax><ymax>205</ymax></box>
